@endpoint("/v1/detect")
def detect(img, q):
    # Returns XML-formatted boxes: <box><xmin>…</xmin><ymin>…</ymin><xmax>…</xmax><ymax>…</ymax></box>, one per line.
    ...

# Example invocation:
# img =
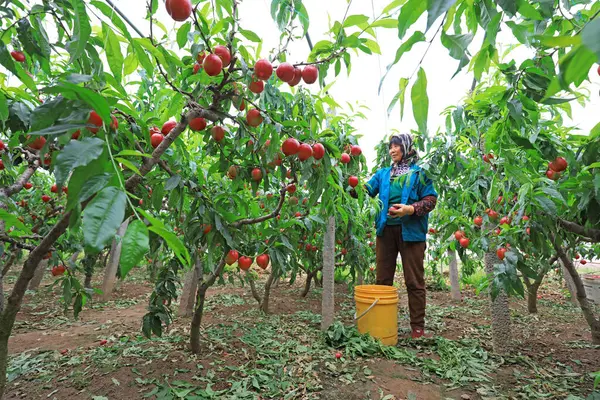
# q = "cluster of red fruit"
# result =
<box><xmin>225</xmin><ymin>249</ymin><xmax>269</xmax><ymax>271</ymax></box>
<box><xmin>281</xmin><ymin>138</ymin><xmax>325</xmax><ymax>161</ymax></box>
<box><xmin>51</xmin><ymin>265</ymin><xmax>66</xmax><ymax>276</ymax></box>
<box><xmin>341</xmin><ymin>145</ymin><xmax>362</xmax><ymax>164</ymax></box>
<box><xmin>194</xmin><ymin>45</ymin><xmax>232</xmax><ymax>77</ymax></box>
<box><xmin>454</xmin><ymin>230</ymin><xmax>470</xmax><ymax>248</ymax></box>
<box><xmin>545</xmin><ymin>156</ymin><xmax>567</xmax><ymax>181</ymax></box>
<box><xmin>70</xmin><ymin>110</ymin><xmax>118</xmax><ymax>142</ymax></box>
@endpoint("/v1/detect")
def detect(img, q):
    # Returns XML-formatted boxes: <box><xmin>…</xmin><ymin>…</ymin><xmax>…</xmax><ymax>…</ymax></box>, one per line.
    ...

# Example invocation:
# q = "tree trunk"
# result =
<box><xmin>0</xmin><ymin>252</ymin><xmax>17</xmax><ymax>313</ymax></box>
<box><xmin>523</xmin><ymin>276</ymin><xmax>541</xmax><ymax>314</ymax></box>
<box><xmin>190</xmin><ymin>286</ymin><xmax>208</xmax><ymax>354</ymax></box>
<box><xmin>302</xmin><ymin>271</ymin><xmax>314</xmax><ymax>297</ymax></box>
<box><xmin>248</xmin><ymin>277</ymin><xmax>262</xmax><ymax>304</ymax></box>
<box><xmin>28</xmin><ymin>260</ymin><xmax>48</xmax><ymax>291</ymax></box>
<box><xmin>552</xmin><ymin>238</ymin><xmax>600</xmax><ymax>344</ymax></box>
<box><xmin>484</xmin><ymin>252</ymin><xmax>512</xmax><ymax>354</ymax></box>
<box><xmin>101</xmin><ymin>218</ymin><xmax>130</xmax><ymax>301</ymax></box>
<box><xmin>561</xmin><ymin>259</ymin><xmax>578</xmax><ymax>304</ymax></box>
<box><xmin>321</xmin><ymin>216</ymin><xmax>335</xmax><ymax>331</ymax></box>
<box><xmin>179</xmin><ymin>257</ymin><xmax>200</xmax><ymax>317</ymax></box>
<box><xmin>357</xmin><ymin>269</ymin><xmax>364</xmax><ymax>285</ymax></box>
<box><xmin>260</xmin><ymin>273</ymin><xmax>276</xmax><ymax>314</ymax></box>
<box><xmin>448</xmin><ymin>248</ymin><xmax>460</xmax><ymax>301</ymax></box>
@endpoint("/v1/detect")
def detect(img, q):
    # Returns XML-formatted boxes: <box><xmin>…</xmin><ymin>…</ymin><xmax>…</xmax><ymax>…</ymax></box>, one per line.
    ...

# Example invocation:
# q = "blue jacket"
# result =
<box><xmin>365</xmin><ymin>164</ymin><xmax>437</xmax><ymax>241</ymax></box>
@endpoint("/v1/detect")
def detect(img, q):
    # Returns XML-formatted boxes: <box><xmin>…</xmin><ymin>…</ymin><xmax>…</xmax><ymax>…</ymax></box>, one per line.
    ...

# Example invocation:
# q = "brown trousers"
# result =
<box><xmin>376</xmin><ymin>225</ymin><xmax>426</xmax><ymax>330</ymax></box>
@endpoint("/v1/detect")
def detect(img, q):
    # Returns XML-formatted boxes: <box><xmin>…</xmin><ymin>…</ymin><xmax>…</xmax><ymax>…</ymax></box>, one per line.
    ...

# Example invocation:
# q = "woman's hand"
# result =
<box><xmin>388</xmin><ymin>204</ymin><xmax>415</xmax><ymax>218</ymax></box>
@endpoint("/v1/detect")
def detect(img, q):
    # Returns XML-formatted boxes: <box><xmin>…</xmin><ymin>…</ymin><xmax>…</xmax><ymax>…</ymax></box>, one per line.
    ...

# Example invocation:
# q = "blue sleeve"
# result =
<box><xmin>365</xmin><ymin>170</ymin><xmax>381</xmax><ymax>197</ymax></box>
<box><xmin>417</xmin><ymin>172</ymin><xmax>437</xmax><ymax>198</ymax></box>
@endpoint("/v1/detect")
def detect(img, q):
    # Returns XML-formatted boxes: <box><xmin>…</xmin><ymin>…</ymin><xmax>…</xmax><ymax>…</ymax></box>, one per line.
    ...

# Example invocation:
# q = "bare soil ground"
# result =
<box><xmin>3</xmin><ymin>268</ymin><xmax>599</xmax><ymax>400</ymax></box>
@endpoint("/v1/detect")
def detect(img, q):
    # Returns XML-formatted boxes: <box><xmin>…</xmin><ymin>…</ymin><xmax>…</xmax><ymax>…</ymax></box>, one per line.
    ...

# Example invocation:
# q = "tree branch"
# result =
<box><xmin>558</xmin><ymin>218</ymin><xmax>600</xmax><ymax>242</ymax></box>
<box><xmin>232</xmin><ymin>186</ymin><xmax>287</xmax><ymax>228</ymax></box>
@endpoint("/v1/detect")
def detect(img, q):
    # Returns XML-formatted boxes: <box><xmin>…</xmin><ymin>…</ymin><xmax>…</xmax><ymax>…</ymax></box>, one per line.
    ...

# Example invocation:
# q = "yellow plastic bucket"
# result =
<box><xmin>354</xmin><ymin>285</ymin><xmax>398</xmax><ymax>346</ymax></box>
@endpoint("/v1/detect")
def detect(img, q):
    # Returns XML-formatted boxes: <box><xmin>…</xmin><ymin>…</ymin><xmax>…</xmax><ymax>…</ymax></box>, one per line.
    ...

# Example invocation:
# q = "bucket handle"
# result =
<box><xmin>354</xmin><ymin>298</ymin><xmax>380</xmax><ymax>321</ymax></box>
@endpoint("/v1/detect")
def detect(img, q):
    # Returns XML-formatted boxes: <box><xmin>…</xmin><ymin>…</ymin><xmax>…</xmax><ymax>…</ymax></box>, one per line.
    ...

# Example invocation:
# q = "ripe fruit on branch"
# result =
<box><xmin>254</xmin><ymin>59</ymin><xmax>273</xmax><ymax>80</ymax></box>
<box><xmin>487</xmin><ymin>209</ymin><xmax>499</xmax><ymax>221</ymax></box>
<box><xmin>214</xmin><ymin>45</ymin><xmax>231</xmax><ymax>67</ymax></box>
<box><xmin>165</xmin><ymin>0</ymin><xmax>192</xmax><ymax>21</ymax></box>
<box><xmin>28</xmin><ymin>136</ymin><xmax>46</xmax><ymax>150</ymax></box>
<box><xmin>549</xmin><ymin>156</ymin><xmax>567</xmax><ymax>172</ymax></box>
<box><xmin>193</xmin><ymin>63</ymin><xmax>201</xmax><ymax>74</ymax></box>
<box><xmin>249</xmin><ymin>79</ymin><xmax>264</xmax><ymax>94</ymax></box>
<box><xmin>546</xmin><ymin>169</ymin><xmax>560</xmax><ymax>180</ymax></box>
<box><xmin>581</xmin><ymin>259</ymin><xmax>587</xmax><ymax>265</ymax></box>
<box><xmin>51</xmin><ymin>265</ymin><xmax>66</xmax><ymax>276</ymax></box>
<box><xmin>454</xmin><ymin>230</ymin><xmax>464</xmax><ymax>240</ymax></box>
<box><xmin>51</xmin><ymin>184</ymin><xmax>58</xmax><ymax>193</ymax></box>
<box><xmin>0</xmin><ymin>160</ymin><xmax>4</xmax><ymax>170</ymax></box>
<box><xmin>289</xmin><ymin>196</ymin><xmax>298</xmax><ymax>205</ymax></box>
<box><xmin>341</xmin><ymin>248</ymin><xmax>348</xmax><ymax>255</ymax></box>
<box><xmin>428</xmin><ymin>228</ymin><xmax>436</xmax><ymax>234</ymax></box>
<box><xmin>24</xmin><ymin>182</ymin><xmax>32</xmax><ymax>190</ymax></box>
<box><xmin>348</xmin><ymin>176</ymin><xmax>359</xmax><ymax>188</ymax></box>
<box><xmin>0</xmin><ymin>140</ymin><xmax>5</xmax><ymax>151</ymax></box>
<box><xmin>203</xmin><ymin>54</ymin><xmax>223</xmax><ymax>76</ymax></box>
<box><xmin>482</xmin><ymin>153</ymin><xmax>494</xmax><ymax>163</ymax></box>
<box><xmin>499</xmin><ymin>216</ymin><xmax>510</xmax><ymax>225</ymax></box>
<box><xmin>302</xmin><ymin>65</ymin><xmax>318</xmax><ymax>84</ymax></box>
<box><xmin>312</xmin><ymin>143</ymin><xmax>325</xmax><ymax>160</ymax></box>
<box><xmin>162</xmin><ymin>120</ymin><xmax>177</xmax><ymax>135</ymax></box>
<box><xmin>42</xmin><ymin>194</ymin><xmax>50</xmax><ymax>203</ymax></box>
<box><xmin>239</xmin><ymin>256</ymin><xmax>252</xmax><ymax>271</ymax></box>
<box><xmin>71</xmin><ymin>130</ymin><xmax>81</xmax><ymax>140</ymax></box>
<box><xmin>256</xmin><ymin>254</ymin><xmax>269</xmax><ymax>269</ymax></box>
<box><xmin>297</xmin><ymin>143</ymin><xmax>313</xmax><ymax>161</ymax></box>
<box><xmin>288</xmin><ymin>68</ymin><xmax>302</xmax><ymax>87</ymax></box>
<box><xmin>340</xmin><ymin>153</ymin><xmax>351</xmax><ymax>164</ymax></box>
<box><xmin>246</xmin><ymin>109</ymin><xmax>263</xmax><ymax>127</ymax></box>
<box><xmin>474</xmin><ymin>216</ymin><xmax>483</xmax><ymax>226</ymax></box>
<box><xmin>282</xmin><ymin>138</ymin><xmax>300</xmax><ymax>156</ymax></box>
<box><xmin>151</xmin><ymin>133</ymin><xmax>164</xmax><ymax>148</ymax></box>
<box><xmin>276</xmin><ymin>62</ymin><xmax>295</xmax><ymax>82</ymax></box>
<box><xmin>87</xmin><ymin>110</ymin><xmax>103</xmax><ymax>133</ymax></box>
<box><xmin>202</xmin><ymin>224</ymin><xmax>212</xmax><ymax>234</ymax></box>
<box><xmin>225</xmin><ymin>250</ymin><xmax>239</xmax><ymax>265</ymax></box>
<box><xmin>287</xmin><ymin>184</ymin><xmax>297</xmax><ymax>194</ymax></box>
<box><xmin>211</xmin><ymin>126</ymin><xmax>225</xmax><ymax>142</ymax></box>
<box><xmin>295</xmin><ymin>212</ymin><xmax>302</xmax><ymax>218</ymax></box>
<box><xmin>251</xmin><ymin>168</ymin><xmax>262</xmax><ymax>182</ymax></box>
<box><xmin>10</xmin><ymin>51</ymin><xmax>25</xmax><ymax>62</ymax></box>
<box><xmin>521</xmin><ymin>215</ymin><xmax>529</xmax><ymax>222</ymax></box>
<box><xmin>227</xmin><ymin>165</ymin><xmax>238</xmax><ymax>179</ymax></box>
<box><xmin>110</xmin><ymin>115</ymin><xmax>118</xmax><ymax>130</ymax></box>
<box><xmin>350</xmin><ymin>145</ymin><xmax>362</xmax><ymax>156</ymax></box>
<box><xmin>496</xmin><ymin>247</ymin><xmax>507</xmax><ymax>260</ymax></box>
<box><xmin>189</xmin><ymin>117</ymin><xmax>207</xmax><ymax>131</ymax></box>
<box><xmin>459</xmin><ymin>237</ymin><xmax>470</xmax><ymax>248</ymax></box>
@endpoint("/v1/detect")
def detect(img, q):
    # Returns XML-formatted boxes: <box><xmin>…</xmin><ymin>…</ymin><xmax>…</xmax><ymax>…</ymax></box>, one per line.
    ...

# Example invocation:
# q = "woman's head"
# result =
<box><xmin>388</xmin><ymin>133</ymin><xmax>416</xmax><ymax>163</ymax></box>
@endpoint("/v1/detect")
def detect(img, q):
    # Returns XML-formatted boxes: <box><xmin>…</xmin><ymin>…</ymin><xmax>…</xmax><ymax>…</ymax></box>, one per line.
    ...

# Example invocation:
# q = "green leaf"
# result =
<box><xmin>517</xmin><ymin>0</ymin><xmax>543</xmax><ymax>20</ymax></box>
<box><xmin>29</xmin><ymin>96</ymin><xmax>67</xmax><ymax>132</ymax></box>
<box><xmin>147</xmin><ymin>226</ymin><xmax>191</xmax><ymax>266</ymax></box>
<box><xmin>16</xmin><ymin>20</ymin><xmax>42</xmax><ymax>57</ymax></box>
<box><xmin>83</xmin><ymin>187</ymin><xmax>127</xmax><ymax>253</ymax></box>
<box><xmin>295</xmin><ymin>2</ymin><xmax>310</xmax><ymax>34</ymax></box>
<box><xmin>370</xmin><ymin>18</ymin><xmax>398</xmax><ymax>28</ymax></box>
<box><xmin>68</xmin><ymin>172</ymin><xmax>111</xmax><ymax>212</ymax></box>
<box><xmin>535</xmin><ymin>35</ymin><xmax>581</xmax><ymax>47</ymax></box>
<box><xmin>90</xmin><ymin>1</ymin><xmax>133</xmax><ymax>41</ymax></box>
<box><xmin>383</xmin><ymin>0</ymin><xmax>408</xmax><ymax>15</ymax></box>
<box><xmin>378</xmin><ymin>31</ymin><xmax>425</xmax><ymax>93</ymax></box>
<box><xmin>343</xmin><ymin>15</ymin><xmax>369</xmax><ymax>28</ymax></box>
<box><xmin>239</xmin><ymin>28</ymin><xmax>261</xmax><ymax>43</ymax></box>
<box><xmin>441</xmin><ymin>32</ymin><xmax>474</xmax><ymax>60</ymax></box>
<box><xmin>68</xmin><ymin>0</ymin><xmax>91</xmax><ymax>63</ymax></box>
<box><xmin>102</xmin><ymin>23</ymin><xmax>124</xmax><ymax>83</ymax></box>
<box><xmin>397</xmin><ymin>0</ymin><xmax>427</xmax><ymax>40</ymax></box>
<box><xmin>27</xmin><ymin>123</ymin><xmax>88</xmax><ymax>137</ymax></box>
<box><xmin>0</xmin><ymin>42</ymin><xmax>36</xmax><ymax>92</ymax></box>
<box><xmin>46</xmin><ymin>82</ymin><xmax>111</xmax><ymax>124</ymax></box>
<box><xmin>560</xmin><ymin>45</ymin><xmax>596</xmax><ymax>89</ymax></box>
<box><xmin>411</xmin><ymin>68</ymin><xmax>428</xmax><ymax>135</ymax></box>
<box><xmin>472</xmin><ymin>45</ymin><xmax>491</xmax><ymax>82</ymax></box>
<box><xmin>164</xmin><ymin>175</ymin><xmax>181</xmax><ymax>191</ymax></box>
<box><xmin>176</xmin><ymin>22</ymin><xmax>192</xmax><ymax>49</ymax></box>
<box><xmin>582</xmin><ymin>18</ymin><xmax>600</xmax><ymax>61</ymax></box>
<box><xmin>55</xmin><ymin>137</ymin><xmax>105</xmax><ymax>187</ymax></box>
<box><xmin>496</xmin><ymin>0</ymin><xmax>516</xmax><ymax>16</ymax></box>
<box><xmin>426</xmin><ymin>0</ymin><xmax>456</xmax><ymax>31</ymax></box>
<box><xmin>0</xmin><ymin>92</ymin><xmax>8</xmax><ymax>122</ymax></box>
<box><xmin>0</xmin><ymin>209</ymin><xmax>31</xmax><ymax>234</ymax></box>
<box><xmin>119</xmin><ymin>220</ymin><xmax>150</xmax><ymax>278</ymax></box>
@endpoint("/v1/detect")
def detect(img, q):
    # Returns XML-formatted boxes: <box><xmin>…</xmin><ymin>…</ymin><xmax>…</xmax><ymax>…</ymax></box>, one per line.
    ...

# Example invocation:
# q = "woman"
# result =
<box><xmin>361</xmin><ymin>133</ymin><xmax>437</xmax><ymax>339</ymax></box>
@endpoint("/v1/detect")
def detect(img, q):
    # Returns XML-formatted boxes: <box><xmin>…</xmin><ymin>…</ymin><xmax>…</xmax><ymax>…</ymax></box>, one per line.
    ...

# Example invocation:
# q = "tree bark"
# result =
<box><xmin>552</xmin><ymin>237</ymin><xmax>600</xmax><ymax>344</ymax></box>
<box><xmin>248</xmin><ymin>277</ymin><xmax>262</xmax><ymax>304</ymax></box>
<box><xmin>100</xmin><ymin>218</ymin><xmax>130</xmax><ymax>301</ymax></box>
<box><xmin>448</xmin><ymin>248</ymin><xmax>461</xmax><ymax>301</ymax></box>
<box><xmin>179</xmin><ymin>257</ymin><xmax>200</xmax><ymax>317</ymax></box>
<box><xmin>524</xmin><ymin>277</ymin><xmax>540</xmax><ymax>314</ymax></box>
<box><xmin>561</xmin><ymin>259</ymin><xmax>578</xmax><ymax>304</ymax></box>
<box><xmin>0</xmin><ymin>252</ymin><xmax>17</xmax><ymax>313</ymax></box>
<box><xmin>302</xmin><ymin>271</ymin><xmax>315</xmax><ymax>297</ymax></box>
<box><xmin>28</xmin><ymin>260</ymin><xmax>48</xmax><ymax>291</ymax></box>
<box><xmin>484</xmin><ymin>252</ymin><xmax>512</xmax><ymax>354</ymax></box>
<box><xmin>321</xmin><ymin>216</ymin><xmax>335</xmax><ymax>331</ymax></box>
<box><xmin>260</xmin><ymin>273</ymin><xmax>276</xmax><ymax>314</ymax></box>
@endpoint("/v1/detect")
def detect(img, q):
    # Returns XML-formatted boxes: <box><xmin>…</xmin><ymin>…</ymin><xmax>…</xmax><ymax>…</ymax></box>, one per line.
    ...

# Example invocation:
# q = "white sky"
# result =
<box><xmin>13</xmin><ymin>1</ymin><xmax>600</xmax><ymax>168</ymax></box>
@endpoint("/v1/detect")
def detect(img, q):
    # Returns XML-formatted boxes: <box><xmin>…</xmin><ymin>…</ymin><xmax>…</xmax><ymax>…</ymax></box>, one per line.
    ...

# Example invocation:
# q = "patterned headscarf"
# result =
<box><xmin>389</xmin><ymin>133</ymin><xmax>418</xmax><ymax>177</ymax></box>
